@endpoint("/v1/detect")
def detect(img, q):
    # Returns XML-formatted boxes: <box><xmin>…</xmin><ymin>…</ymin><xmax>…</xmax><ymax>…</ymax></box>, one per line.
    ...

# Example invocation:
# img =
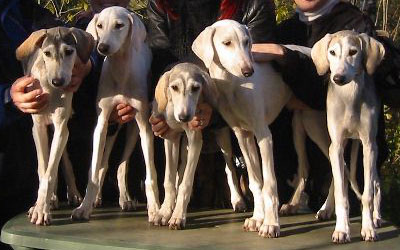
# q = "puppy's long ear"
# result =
<box><xmin>155</xmin><ymin>70</ymin><xmax>171</xmax><ymax>113</ymax></box>
<box><xmin>128</xmin><ymin>12</ymin><xmax>146</xmax><ymax>51</ymax></box>
<box><xmin>86</xmin><ymin>14</ymin><xmax>99</xmax><ymax>42</ymax></box>
<box><xmin>70</xmin><ymin>27</ymin><xmax>95</xmax><ymax>63</ymax></box>
<box><xmin>16</xmin><ymin>29</ymin><xmax>47</xmax><ymax>62</ymax></box>
<box><xmin>359</xmin><ymin>33</ymin><xmax>385</xmax><ymax>75</ymax></box>
<box><xmin>200</xmin><ymin>70</ymin><xmax>219</xmax><ymax>108</ymax></box>
<box><xmin>311</xmin><ymin>33</ymin><xmax>332</xmax><ymax>75</ymax></box>
<box><xmin>192</xmin><ymin>26</ymin><xmax>216</xmax><ymax>69</ymax></box>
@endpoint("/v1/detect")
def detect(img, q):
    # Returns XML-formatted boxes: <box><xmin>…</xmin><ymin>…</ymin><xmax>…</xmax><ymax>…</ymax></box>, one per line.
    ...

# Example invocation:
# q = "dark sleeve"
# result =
<box><xmin>242</xmin><ymin>0</ymin><xmax>277</xmax><ymax>43</ymax></box>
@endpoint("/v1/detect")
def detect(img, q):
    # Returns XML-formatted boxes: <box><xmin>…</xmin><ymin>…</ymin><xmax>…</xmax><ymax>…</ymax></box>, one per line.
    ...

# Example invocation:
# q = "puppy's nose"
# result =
<box><xmin>51</xmin><ymin>78</ymin><xmax>64</xmax><ymax>87</ymax></box>
<box><xmin>98</xmin><ymin>43</ymin><xmax>110</xmax><ymax>54</ymax></box>
<box><xmin>242</xmin><ymin>67</ymin><xmax>254</xmax><ymax>77</ymax></box>
<box><xmin>178</xmin><ymin>114</ymin><xmax>190</xmax><ymax>123</ymax></box>
<box><xmin>333</xmin><ymin>74</ymin><xmax>346</xmax><ymax>85</ymax></box>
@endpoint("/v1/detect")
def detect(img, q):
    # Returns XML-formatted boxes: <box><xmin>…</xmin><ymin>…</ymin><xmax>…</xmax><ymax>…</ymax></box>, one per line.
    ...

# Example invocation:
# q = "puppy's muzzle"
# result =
<box><xmin>333</xmin><ymin>74</ymin><xmax>348</xmax><ymax>86</ymax></box>
<box><xmin>98</xmin><ymin>43</ymin><xmax>110</xmax><ymax>54</ymax></box>
<box><xmin>51</xmin><ymin>77</ymin><xmax>65</xmax><ymax>87</ymax></box>
<box><xmin>178</xmin><ymin>114</ymin><xmax>191</xmax><ymax>123</ymax></box>
<box><xmin>242</xmin><ymin>66</ymin><xmax>254</xmax><ymax>78</ymax></box>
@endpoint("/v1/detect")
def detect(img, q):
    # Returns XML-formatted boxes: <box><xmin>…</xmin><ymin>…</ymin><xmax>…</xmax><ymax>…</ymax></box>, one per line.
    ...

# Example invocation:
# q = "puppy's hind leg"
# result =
<box><xmin>72</xmin><ymin>107</ymin><xmax>112</xmax><ymax>221</ymax></box>
<box><xmin>117</xmin><ymin>122</ymin><xmax>139</xmax><ymax>211</ymax></box>
<box><xmin>61</xmin><ymin>150</ymin><xmax>83</xmax><ymax>206</ymax></box>
<box><xmin>216</xmin><ymin>127</ymin><xmax>246</xmax><ymax>212</ymax></box>
<box><xmin>281</xmin><ymin>110</ymin><xmax>309</xmax><ymax>215</ymax></box>
<box><xmin>94</xmin><ymin>125</ymin><xmax>120</xmax><ymax>208</ymax></box>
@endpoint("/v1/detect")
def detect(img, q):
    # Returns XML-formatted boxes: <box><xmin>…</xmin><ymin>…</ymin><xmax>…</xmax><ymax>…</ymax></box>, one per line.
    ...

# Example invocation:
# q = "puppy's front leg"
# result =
<box><xmin>256</xmin><ymin>126</ymin><xmax>280</xmax><ymax>238</ymax></box>
<box><xmin>155</xmin><ymin>132</ymin><xmax>181</xmax><ymax>226</ymax></box>
<box><xmin>169</xmin><ymin>130</ymin><xmax>202</xmax><ymax>230</ymax></box>
<box><xmin>72</xmin><ymin>107</ymin><xmax>112</xmax><ymax>220</ymax></box>
<box><xmin>61</xmin><ymin>151</ymin><xmax>83</xmax><ymax>206</ymax></box>
<box><xmin>31</xmin><ymin>119</ymin><xmax>69</xmax><ymax>225</ymax></box>
<box><xmin>233</xmin><ymin>128</ymin><xmax>264</xmax><ymax>232</ymax></box>
<box><xmin>135</xmin><ymin>107</ymin><xmax>159</xmax><ymax>222</ymax></box>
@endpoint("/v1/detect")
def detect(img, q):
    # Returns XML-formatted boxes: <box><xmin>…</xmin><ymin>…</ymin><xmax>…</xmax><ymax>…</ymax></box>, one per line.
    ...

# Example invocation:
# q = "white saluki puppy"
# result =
<box><xmin>311</xmin><ymin>30</ymin><xmax>384</xmax><ymax>243</ymax></box>
<box><xmin>16</xmin><ymin>27</ymin><xmax>94</xmax><ymax>225</ymax></box>
<box><xmin>152</xmin><ymin>63</ymin><xmax>246</xmax><ymax>229</ymax></box>
<box><xmin>71</xmin><ymin>6</ymin><xmax>159</xmax><ymax>221</ymax></box>
<box><xmin>193</xmin><ymin>20</ymin><xmax>293</xmax><ymax>238</ymax></box>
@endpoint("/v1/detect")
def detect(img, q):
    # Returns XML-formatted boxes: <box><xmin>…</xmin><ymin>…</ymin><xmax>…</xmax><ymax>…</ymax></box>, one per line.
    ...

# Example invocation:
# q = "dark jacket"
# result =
<box><xmin>147</xmin><ymin>0</ymin><xmax>276</xmax><ymax>86</ymax></box>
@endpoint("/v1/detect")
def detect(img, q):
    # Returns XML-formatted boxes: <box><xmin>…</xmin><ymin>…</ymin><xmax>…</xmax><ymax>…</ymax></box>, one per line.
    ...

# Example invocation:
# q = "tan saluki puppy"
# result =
<box><xmin>71</xmin><ymin>6</ymin><xmax>159</xmax><ymax>222</ymax></box>
<box><xmin>16</xmin><ymin>27</ymin><xmax>94</xmax><ymax>225</ymax></box>
<box><xmin>312</xmin><ymin>30</ymin><xmax>384</xmax><ymax>243</ymax></box>
<box><xmin>152</xmin><ymin>63</ymin><xmax>246</xmax><ymax>229</ymax></box>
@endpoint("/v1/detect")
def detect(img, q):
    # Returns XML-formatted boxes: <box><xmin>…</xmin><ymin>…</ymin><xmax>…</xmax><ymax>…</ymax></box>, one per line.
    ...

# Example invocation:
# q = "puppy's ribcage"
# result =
<box><xmin>215</xmin><ymin>63</ymin><xmax>291</xmax><ymax>132</ymax></box>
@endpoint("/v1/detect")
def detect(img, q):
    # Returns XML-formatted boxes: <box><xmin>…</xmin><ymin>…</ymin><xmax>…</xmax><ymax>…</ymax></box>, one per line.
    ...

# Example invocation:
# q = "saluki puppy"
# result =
<box><xmin>311</xmin><ymin>30</ymin><xmax>384</xmax><ymax>243</ymax></box>
<box><xmin>71</xmin><ymin>6</ymin><xmax>160</xmax><ymax>221</ymax></box>
<box><xmin>193</xmin><ymin>20</ymin><xmax>293</xmax><ymax>238</ymax></box>
<box><xmin>16</xmin><ymin>27</ymin><xmax>94</xmax><ymax>225</ymax></box>
<box><xmin>152</xmin><ymin>63</ymin><xmax>246</xmax><ymax>229</ymax></box>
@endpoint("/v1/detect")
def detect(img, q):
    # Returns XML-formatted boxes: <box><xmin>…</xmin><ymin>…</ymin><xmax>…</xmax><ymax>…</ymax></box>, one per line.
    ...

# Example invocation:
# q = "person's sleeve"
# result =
<box><xmin>277</xmin><ymin>48</ymin><xmax>328</xmax><ymax>110</ymax></box>
<box><xmin>244</xmin><ymin>0</ymin><xmax>277</xmax><ymax>43</ymax></box>
<box><xmin>0</xmin><ymin>84</ymin><xmax>24</xmax><ymax>128</ymax></box>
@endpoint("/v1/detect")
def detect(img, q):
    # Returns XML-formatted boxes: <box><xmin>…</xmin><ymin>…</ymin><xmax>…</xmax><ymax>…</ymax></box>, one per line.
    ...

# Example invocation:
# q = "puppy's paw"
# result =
<box><xmin>29</xmin><ymin>204</ymin><xmax>51</xmax><ymax>226</ymax></box>
<box><xmin>71</xmin><ymin>205</ymin><xmax>92</xmax><ymax>221</ymax></box>
<box><xmin>94</xmin><ymin>197</ymin><xmax>102</xmax><ymax>208</ymax></box>
<box><xmin>147</xmin><ymin>201</ymin><xmax>160</xmax><ymax>223</ymax></box>
<box><xmin>315</xmin><ymin>208</ymin><xmax>334</xmax><ymax>221</ymax></box>
<box><xmin>49</xmin><ymin>194</ymin><xmax>59</xmax><ymax>210</ymax></box>
<box><xmin>279</xmin><ymin>203</ymin><xmax>299</xmax><ymax>215</ymax></box>
<box><xmin>231</xmin><ymin>197</ymin><xmax>247</xmax><ymax>213</ymax></box>
<box><xmin>168</xmin><ymin>217</ymin><xmax>186</xmax><ymax>230</ymax></box>
<box><xmin>243</xmin><ymin>217</ymin><xmax>263</xmax><ymax>232</ymax></box>
<box><xmin>120</xmin><ymin>200</ymin><xmax>137</xmax><ymax>212</ymax></box>
<box><xmin>67</xmin><ymin>189</ymin><xmax>83</xmax><ymax>207</ymax></box>
<box><xmin>258</xmin><ymin>224</ymin><xmax>280</xmax><ymax>238</ymax></box>
<box><xmin>373</xmin><ymin>215</ymin><xmax>382</xmax><ymax>228</ymax></box>
<box><xmin>154</xmin><ymin>204</ymin><xmax>174</xmax><ymax>226</ymax></box>
<box><xmin>361</xmin><ymin>227</ymin><xmax>378</xmax><ymax>242</ymax></box>
<box><xmin>332</xmin><ymin>231</ymin><xmax>351</xmax><ymax>244</ymax></box>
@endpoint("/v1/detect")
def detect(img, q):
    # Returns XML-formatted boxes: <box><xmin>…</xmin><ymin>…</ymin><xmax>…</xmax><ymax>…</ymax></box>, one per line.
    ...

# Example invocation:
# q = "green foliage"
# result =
<box><xmin>275</xmin><ymin>0</ymin><xmax>295</xmax><ymax>24</ymax></box>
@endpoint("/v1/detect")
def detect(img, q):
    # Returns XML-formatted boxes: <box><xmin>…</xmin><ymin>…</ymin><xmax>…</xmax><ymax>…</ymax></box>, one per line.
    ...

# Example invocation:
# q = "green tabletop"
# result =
<box><xmin>1</xmin><ymin>206</ymin><xmax>399</xmax><ymax>250</ymax></box>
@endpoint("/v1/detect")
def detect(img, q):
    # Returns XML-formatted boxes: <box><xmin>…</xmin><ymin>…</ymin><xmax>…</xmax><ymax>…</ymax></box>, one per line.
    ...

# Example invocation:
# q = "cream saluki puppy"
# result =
<box><xmin>16</xmin><ymin>27</ymin><xmax>94</xmax><ymax>225</ymax></box>
<box><xmin>193</xmin><ymin>20</ymin><xmax>293</xmax><ymax>238</ymax></box>
<box><xmin>153</xmin><ymin>63</ymin><xmax>246</xmax><ymax>229</ymax></box>
<box><xmin>312</xmin><ymin>30</ymin><xmax>384</xmax><ymax>243</ymax></box>
<box><xmin>71</xmin><ymin>6</ymin><xmax>159</xmax><ymax>221</ymax></box>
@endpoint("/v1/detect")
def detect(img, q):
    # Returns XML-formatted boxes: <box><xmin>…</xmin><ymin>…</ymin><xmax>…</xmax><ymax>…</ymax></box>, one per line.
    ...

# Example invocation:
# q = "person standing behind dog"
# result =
<box><xmin>147</xmin><ymin>0</ymin><xmax>276</xmax><ymax>208</ymax></box>
<box><xmin>251</xmin><ymin>0</ymin><xmax>389</xmax><ymax>212</ymax></box>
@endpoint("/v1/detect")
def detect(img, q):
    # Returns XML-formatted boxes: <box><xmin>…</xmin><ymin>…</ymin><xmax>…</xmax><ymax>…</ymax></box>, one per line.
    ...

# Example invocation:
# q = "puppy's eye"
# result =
<box><xmin>44</xmin><ymin>51</ymin><xmax>51</xmax><ymax>57</ymax></box>
<box><xmin>65</xmin><ymin>49</ymin><xmax>74</xmax><ymax>56</ymax></box>
<box><xmin>329</xmin><ymin>50</ymin><xmax>336</xmax><ymax>56</ymax></box>
<box><xmin>349</xmin><ymin>49</ymin><xmax>357</xmax><ymax>56</ymax></box>
<box><xmin>192</xmin><ymin>86</ymin><xmax>200</xmax><ymax>92</ymax></box>
<box><xmin>115</xmin><ymin>23</ymin><xmax>124</xmax><ymax>29</ymax></box>
<box><xmin>97</xmin><ymin>23</ymin><xmax>103</xmax><ymax>29</ymax></box>
<box><xmin>223</xmin><ymin>41</ymin><xmax>231</xmax><ymax>46</ymax></box>
<box><xmin>171</xmin><ymin>85</ymin><xmax>179</xmax><ymax>92</ymax></box>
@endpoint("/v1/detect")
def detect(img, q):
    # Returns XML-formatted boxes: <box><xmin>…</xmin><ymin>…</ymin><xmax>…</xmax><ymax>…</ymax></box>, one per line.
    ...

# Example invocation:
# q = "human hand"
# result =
<box><xmin>10</xmin><ymin>76</ymin><xmax>48</xmax><ymax>114</ymax></box>
<box><xmin>252</xmin><ymin>43</ymin><xmax>286</xmax><ymax>63</ymax></box>
<box><xmin>109</xmin><ymin>103</ymin><xmax>136</xmax><ymax>124</ymax></box>
<box><xmin>188</xmin><ymin>103</ymin><xmax>212</xmax><ymax>131</ymax></box>
<box><xmin>149</xmin><ymin>114</ymin><xmax>169</xmax><ymax>138</ymax></box>
<box><xmin>63</xmin><ymin>57</ymin><xmax>92</xmax><ymax>92</ymax></box>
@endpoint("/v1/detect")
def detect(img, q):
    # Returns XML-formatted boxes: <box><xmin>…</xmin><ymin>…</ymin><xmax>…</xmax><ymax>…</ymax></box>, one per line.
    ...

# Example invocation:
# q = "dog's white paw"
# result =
<box><xmin>94</xmin><ymin>196</ymin><xmax>103</xmax><ymax>208</ymax></box>
<box><xmin>119</xmin><ymin>199</ymin><xmax>136</xmax><ymax>212</ymax></box>
<box><xmin>361</xmin><ymin>227</ymin><xmax>378</xmax><ymax>242</ymax></box>
<box><xmin>243</xmin><ymin>217</ymin><xmax>263</xmax><ymax>232</ymax></box>
<box><xmin>67</xmin><ymin>190</ymin><xmax>83</xmax><ymax>207</ymax></box>
<box><xmin>49</xmin><ymin>194</ymin><xmax>59</xmax><ymax>210</ymax></box>
<box><xmin>28</xmin><ymin>204</ymin><xmax>51</xmax><ymax>225</ymax></box>
<box><xmin>231</xmin><ymin>197</ymin><xmax>247</xmax><ymax>212</ymax></box>
<box><xmin>71</xmin><ymin>205</ymin><xmax>92</xmax><ymax>221</ymax></box>
<box><xmin>168</xmin><ymin>216</ymin><xmax>186</xmax><ymax>230</ymax></box>
<box><xmin>147</xmin><ymin>201</ymin><xmax>159</xmax><ymax>223</ymax></box>
<box><xmin>154</xmin><ymin>204</ymin><xmax>174</xmax><ymax>226</ymax></box>
<box><xmin>279</xmin><ymin>203</ymin><xmax>299</xmax><ymax>215</ymax></box>
<box><xmin>315</xmin><ymin>208</ymin><xmax>334</xmax><ymax>221</ymax></box>
<box><xmin>258</xmin><ymin>224</ymin><xmax>280</xmax><ymax>238</ymax></box>
<box><xmin>332</xmin><ymin>231</ymin><xmax>351</xmax><ymax>244</ymax></box>
<box><xmin>373</xmin><ymin>214</ymin><xmax>382</xmax><ymax>228</ymax></box>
